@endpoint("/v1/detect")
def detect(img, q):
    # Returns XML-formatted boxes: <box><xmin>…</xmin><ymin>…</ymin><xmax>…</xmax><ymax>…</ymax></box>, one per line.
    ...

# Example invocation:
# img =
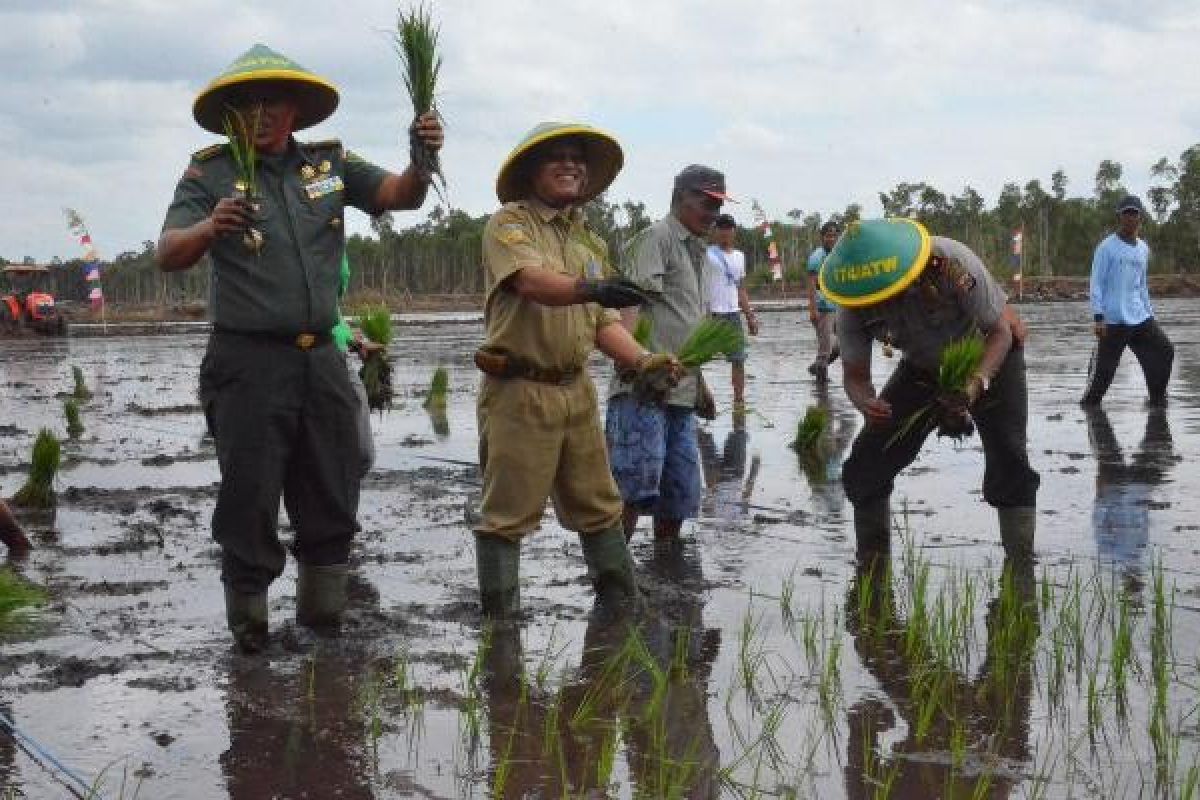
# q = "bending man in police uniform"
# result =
<box><xmin>820</xmin><ymin>219</ymin><xmax>1039</xmax><ymax>562</ymax></box>
<box><xmin>156</xmin><ymin>45</ymin><xmax>443</xmax><ymax>652</ymax></box>
<box><xmin>473</xmin><ymin>122</ymin><xmax>677</xmax><ymax>618</ymax></box>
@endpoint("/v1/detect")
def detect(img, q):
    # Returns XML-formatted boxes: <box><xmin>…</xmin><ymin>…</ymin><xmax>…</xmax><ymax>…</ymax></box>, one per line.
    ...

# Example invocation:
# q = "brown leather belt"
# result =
<box><xmin>474</xmin><ymin>349</ymin><xmax>581</xmax><ymax>385</ymax></box>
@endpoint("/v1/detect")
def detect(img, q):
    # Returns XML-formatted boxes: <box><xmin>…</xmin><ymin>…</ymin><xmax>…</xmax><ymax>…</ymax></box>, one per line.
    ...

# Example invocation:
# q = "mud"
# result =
<box><xmin>2</xmin><ymin>301</ymin><xmax>1200</xmax><ymax>798</ymax></box>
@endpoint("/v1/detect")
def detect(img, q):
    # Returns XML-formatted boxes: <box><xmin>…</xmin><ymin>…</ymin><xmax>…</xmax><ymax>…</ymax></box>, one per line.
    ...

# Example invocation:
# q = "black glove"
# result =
<box><xmin>577</xmin><ymin>278</ymin><xmax>651</xmax><ymax>309</ymax></box>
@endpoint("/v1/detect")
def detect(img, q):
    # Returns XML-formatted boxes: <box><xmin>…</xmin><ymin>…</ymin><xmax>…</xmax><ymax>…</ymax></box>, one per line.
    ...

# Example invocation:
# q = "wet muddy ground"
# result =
<box><xmin>3</xmin><ymin>300</ymin><xmax>1200</xmax><ymax>799</ymax></box>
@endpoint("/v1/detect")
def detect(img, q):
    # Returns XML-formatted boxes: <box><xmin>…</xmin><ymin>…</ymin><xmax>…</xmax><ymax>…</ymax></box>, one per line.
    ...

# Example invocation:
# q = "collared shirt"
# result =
<box><xmin>707</xmin><ymin>245</ymin><xmax>745</xmax><ymax>314</ymax></box>
<box><xmin>806</xmin><ymin>246</ymin><xmax>836</xmax><ymax>312</ymax></box>
<box><xmin>837</xmin><ymin>237</ymin><xmax>1006</xmax><ymax>373</ymax></box>
<box><xmin>162</xmin><ymin>137</ymin><xmax>387</xmax><ymax>334</ymax></box>
<box><xmin>1090</xmin><ymin>233</ymin><xmax>1153</xmax><ymax>325</ymax></box>
<box><xmin>610</xmin><ymin>214</ymin><xmax>711</xmax><ymax>407</ymax></box>
<box><xmin>480</xmin><ymin>198</ymin><xmax>618</xmax><ymax>371</ymax></box>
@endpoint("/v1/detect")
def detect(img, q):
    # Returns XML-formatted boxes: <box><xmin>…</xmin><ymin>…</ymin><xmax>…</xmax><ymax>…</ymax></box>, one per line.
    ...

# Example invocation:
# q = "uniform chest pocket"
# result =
<box><xmin>294</xmin><ymin>183</ymin><xmax>345</xmax><ymax>253</ymax></box>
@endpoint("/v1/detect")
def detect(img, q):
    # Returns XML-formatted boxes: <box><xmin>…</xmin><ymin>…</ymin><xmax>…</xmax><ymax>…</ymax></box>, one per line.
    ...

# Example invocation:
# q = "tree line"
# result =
<box><xmin>4</xmin><ymin>145</ymin><xmax>1198</xmax><ymax>308</ymax></box>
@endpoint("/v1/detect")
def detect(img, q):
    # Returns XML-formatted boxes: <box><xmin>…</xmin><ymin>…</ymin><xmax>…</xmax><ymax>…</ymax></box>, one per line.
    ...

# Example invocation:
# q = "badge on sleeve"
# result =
<box><xmin>498</xmin><ymin>223</ymin><xmax>530</xmax><ymax>247</ymax></box>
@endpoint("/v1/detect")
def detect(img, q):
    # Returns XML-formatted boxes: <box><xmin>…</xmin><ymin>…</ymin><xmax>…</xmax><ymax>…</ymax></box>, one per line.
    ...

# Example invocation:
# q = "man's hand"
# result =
<box><xmin>578</xmin><ymin>278</ymin><xmax>651</xmax><ymax>309</ymax></box>
<box><xmin>808</xmin><ymin>307</ymin><xmax>819</xmax><ymax>326</ymax></box>
<box><xmin>637</xmin><ymin>352</ymin><xmax>682</xmax><ymax>383</ymax></box>
<box><xmin>745</xmin><ymin>310</ymin><xmax>760</xmax><ymax>336</ymax></box>
<box><xmin>410</xmin><ymin>111</ymin><xmax>444</xmax><ymax>154</ymax></box>
<box><xmin>352</xmin><ymin>333</ymin><xmax>384</xmax><ymax>363</ymax></box>
<box><xmin>1003</xmin><ymin>304</ymin><xmax>1028</xmax><ymax>347</ymax></box>
<box><xmin>964</xmin><ymin>373</ymin><xmax>986</xmax><ymax>407</ymax></box>
<box><xmin>1093</xmin><ymin>320</ymin><xmax>1106</xmax><ymax>339</ymax></box>
<box><xmin>858</xmin><ymin>396</ymin><xmax>893</xmax><ymax>425</ymax></box>
<box><xmin>209</xmin><ymin>197</ymin><xmax>254</xmax><ymax>237</ymax></box>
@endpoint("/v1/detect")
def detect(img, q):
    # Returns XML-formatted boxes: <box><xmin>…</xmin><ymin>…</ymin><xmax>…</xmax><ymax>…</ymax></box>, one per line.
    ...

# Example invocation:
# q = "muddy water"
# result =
<box><xmin>2</xmin><ymin>300</ymin><xmax>1200</xmax><ymax>798</ymax></box>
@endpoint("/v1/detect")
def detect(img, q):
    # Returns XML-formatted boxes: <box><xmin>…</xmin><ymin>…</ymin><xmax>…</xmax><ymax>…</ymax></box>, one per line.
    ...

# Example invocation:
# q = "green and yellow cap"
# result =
<box><xmin>818</xmin><ymin>218</ymin><xmax>932</xmax><ymax>308</ymax></box>
<box><xmin>193</xmin><ymin>43</ymin><xmax>340</xmax><ymax>134</ymax></box>
<box><xmin>495</xmin><ymin>121</ymin><xmax>623</xmax><ymax>203</ymax></box>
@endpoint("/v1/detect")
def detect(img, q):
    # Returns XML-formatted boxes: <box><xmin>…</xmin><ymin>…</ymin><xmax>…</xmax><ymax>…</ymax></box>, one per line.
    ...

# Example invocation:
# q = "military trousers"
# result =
<box><xmin>842</xmin><ymin>347</ymin><xmax>1040</xmax><ymax>510</ymax></box>
<box><xmin>200</xmin><ymin>331</ymin><xmax>361</xmax><ymax>594</ymax></box>
<box><xmin>1081</xmin><ymin>318</ymin><xmax>1174</xmax><ymax>406</ymax></box>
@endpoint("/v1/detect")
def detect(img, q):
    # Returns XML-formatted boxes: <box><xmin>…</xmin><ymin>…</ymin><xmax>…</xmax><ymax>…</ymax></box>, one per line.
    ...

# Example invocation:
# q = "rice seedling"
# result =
<box><xmin>778</xmin><ymin>567</ymin><xmax>797</xmax><ymax>627</ymax></box>
<box><xmin>221</xmin><ymin>108</ymin><xmax>264</xmax><ymax>253</ymax></box>
<box><xmin>677</xmin><ymin>318</ymin><xmax>745</xmax><ymax>368</ymax></box>
<box><xmin>886</xmin><ymin>333</ymin><xmax>985</xmax><ymax>448</ymax></box>
<box><xmin>424</xmin><ymin>366</ymin><xmax>448</xmax><ymax>410</ymax></box>
<box><xmin>11</xmin><ymin>428</ymin><xmax>61</xmax><ymax>509</ymax></box>
<box><xmin>595</xmin><ymin>721</ymin><xmax>620</xmax><ymax>791</ymax></box>
<box><xmin>0</xmin><ymin>567</ymin><xmax>45</xmax><ymax>626</ymax></box>
<box><xmin>64</xmin><ymin>397</ymin><xmax>84</xmax><ymax>438</ymax></box>
<box><xmin>71</xmin><ymin>365</ymin><xmax>91</xmax><ymax>400</ymax></box>
<box><xmin>789</xmin><ymin>406</ymin><xmax>828</xmax><ymax>454</ymax></box>
<box><xmin>393</xmin><ymin>3</ymin><xmax>446</xmax><ymax>201</ymax></box>
<box><xmin>357</xmin><ymin>307</ymin><xmax>394</xmax><ymax>411</ymax></box>
<box><xmin>633</xmin><ymin>314</ymin><xmax>653</xmax><ymax>348</ymax></box>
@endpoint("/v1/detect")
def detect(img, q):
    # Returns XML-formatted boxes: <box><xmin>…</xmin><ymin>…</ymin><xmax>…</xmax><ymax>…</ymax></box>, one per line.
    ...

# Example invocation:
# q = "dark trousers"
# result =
<box><xmin>842</xmin><ymin>348</ymin><xmax>1040</xmax><ymax>510</ymax></box>
<box><xmin>200</xmin><ymin>332</ymin><xmax>361</xmax><ymax>594</ymax></box>
<box><xmin>1081</xmin><ymin>318</ymin><xmax>1174</xmax><ymax>405</ymax></box>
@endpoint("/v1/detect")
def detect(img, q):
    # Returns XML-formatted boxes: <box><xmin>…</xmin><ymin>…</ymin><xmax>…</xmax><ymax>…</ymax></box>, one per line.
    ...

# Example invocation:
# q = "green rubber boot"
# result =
<box><xmin>997</xmin><ymin>506</ymin><xmax>1037</xmax><ymax>563</ymax></box>
<box><xmin>580</xmin><ymin>526</ymin><xmax>641</xmax><ymax>615</ymax></box>
<box><xmin>224</xmin><ymin>585</ymin><xmax>269</xmax><ymax>654</ymax></box>
<box><xmin>853</xmin><ymin>498</ymin><xmax>891</xmax><ymax>561</ymax></box>
<box><xmin>476</xmin><ymin>534</ymin><xmax>521</xmax><ymax>618</ymax></box>
<box><xmin>295</xmin><ymin>563</ymin><xmax>348</xmax><ymax>628</ymax></box>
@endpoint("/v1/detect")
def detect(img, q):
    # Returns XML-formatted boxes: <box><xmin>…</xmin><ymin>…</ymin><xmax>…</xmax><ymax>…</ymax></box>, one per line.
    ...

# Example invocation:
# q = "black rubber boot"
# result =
<box><xmin>296</xmin><ymin>563</ymin><xmax>348</xmax><ymax>629</ymax></box>
<box><xmin>580</xmin><ymin>526</ymin><xmax>641</xmax><ymax>616</ymax></box>
<box><xmin>476</xmin><ymin>534</ymin><xmax>520</xmax><ymax>618</ymax></box>
<box><xmin>224</xmin><ymin>585</ymin><xmax>269</xmax><ymax>654</ymax></box>
<box><xmin>853</xmin><ymin>498</ymin><xmax>891</xmax><ymax>561</ymax></box>
<box><xmin>997</xmin><ymin>506</ymin><xmax>1036</xmax><ymax>563</ymax></box>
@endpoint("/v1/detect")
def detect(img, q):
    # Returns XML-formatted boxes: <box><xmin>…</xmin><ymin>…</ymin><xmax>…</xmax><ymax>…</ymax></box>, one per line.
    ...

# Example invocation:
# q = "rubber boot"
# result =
<box><xmin>0</xmin><ymin>501</ymin><xmax>33</xmax><ymax>558</ymax></box>
<box><xmin>295</xmin><ymin>563</ymin><xmax>348</xmax><ymax>628</ymax></box>
<box><xmin>476</xmin><ymin>534</ymin><xmax>520</xmax><ymax>618</ymax></box>
<box><xmin>853</xmin><ymin>498</ymin><xmax>891</xmax><ymax>561</ymax></box>
<box><xmin>224</xmin><ymin>585</ymin><xmax>268</xmax><ymax>654</ymax></box>
<box><xmin>580</xmin><ymin>526</ymin><xmax>640</xmax><ymax>615</ymax></box>
<box><xmin>997</xmin><ymin>506</ymin><xmax>1036</xmax><ymax>563</ymax></box>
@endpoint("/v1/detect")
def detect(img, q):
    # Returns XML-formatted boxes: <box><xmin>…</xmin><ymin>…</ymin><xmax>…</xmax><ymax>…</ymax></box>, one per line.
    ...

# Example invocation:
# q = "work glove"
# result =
<box><xmin>577</xmin><ymin>278</ymin><xmax>651</xmax><ymax>309</ymax></box>
<box><xmin>630</xmin><ymin>352</ymin><xmax>682</xmax><ymax>406</ymax></box>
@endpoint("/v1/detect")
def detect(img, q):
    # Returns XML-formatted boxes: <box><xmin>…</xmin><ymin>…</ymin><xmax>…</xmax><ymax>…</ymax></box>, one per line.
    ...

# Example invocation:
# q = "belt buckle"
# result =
<box><xmin>295</xmin><ymin>333</ymin><xmax>316</xmax><ymax>350</ymax></box>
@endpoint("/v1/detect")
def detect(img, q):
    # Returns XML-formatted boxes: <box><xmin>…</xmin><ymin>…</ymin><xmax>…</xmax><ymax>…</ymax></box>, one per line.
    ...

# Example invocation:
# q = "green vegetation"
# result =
<box><xmin>937</xmin><ymin>334</ymin><xmax>985</xmax><ymax>393</ymax></box>
<box><xmin>424</xmin><ymin>366</ymin><xmax>448</xmax><ymax>410</ymax></box>
<box><xmin>632</xmin><ymin>315</ymin><xmax>653</xmax><ymax>348</ymax></box>
<box><xmin>357</xmin><ymin>308</ymin><xmax>394</xmax><ymax>411</ymax></box>
<box><xmin>394</xmin><ymin>3</ymin><xmax>445</xmax><ymax>200</ymax></box>
<box><xmin>790</xmin><ymin>406</ymin><xmax>828</xmax><ymax>453</ymax></box>
<box><xmin>0</xmin><ymin>567</ymin><xmax>45</xmax><ymax>626</ymax></box>
<box><xmin>64</xmin><ymin>397</ymin><xmax>84</xmax><ymax>438</ymax></box>
<box><xmin>72</xmin><ymin>365</ymin><xmax>91</xmax><ymax>400</ymax></box>
<box><xmin>11</xmin><ymin>429</ymin><xmax>61</xmax><ymax>509</ymax></box>
<box><xmin>677</xmin><ymin>318</ymin><xmax>744</xmax><ymax>368</ymax></box>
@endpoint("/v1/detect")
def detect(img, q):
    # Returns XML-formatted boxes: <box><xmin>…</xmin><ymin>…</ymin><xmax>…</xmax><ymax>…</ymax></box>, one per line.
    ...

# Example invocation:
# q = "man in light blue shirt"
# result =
<box><xmin>1081</xmin><ymin>195</ymin><xmax>1174</xmax><ymax>408</ymax></box>
<box><xmin>805</xmin><ymin>221</ymin><xmax>841</xmax><ymax>381</ymax></box>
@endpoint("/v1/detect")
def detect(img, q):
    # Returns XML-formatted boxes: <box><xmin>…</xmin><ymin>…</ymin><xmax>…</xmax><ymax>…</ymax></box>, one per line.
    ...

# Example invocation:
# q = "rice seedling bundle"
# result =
<box><xmin>886</xmin><ymin>333</ymin><xmax>986</xmax><ymax>449</ymax></box>
<box><xmin>11</xmin><ymin>429</ymin><xmax>61</xmax><ymax>509</ymax></box>
<box><xmin>358</xmin><ymin>308</ymin><xmax>394</xmax><ymax>411</ymax></box>
<box><xmin>633</xmin><ymin>316</ymin><xmax>653</xmax><ymax>348</ymax></box>
<box><xmin>72</xmin><ymin>365</ymin><xmax>90</xmax><ymax>400</ymax></box>
<box><xmin>424</xmin><ymin>366</ymin><xmax>449</xmax><ymax>409</ymax></box>
<box><xmin>790</xmin><ymin>406</ymin><xmax>828</xmax><ymax>453</ymax></box>
<box><xmin>64</xmin><ymin>398</ymin><xmax>84</xmax><ymax>438</ymax></box>
<box><xmin>937</xmin><ymin>335</ymin><xmax>985</xmax><ymax>394</ymax></box>
<box><xmin>394</xmin><ymin>3</ymin><xmax>446</xmax><ymax>201</ymax></box>
<box><xmin>0</xmin><ymin>567</ymin><xmax>45</xmax><ymax>625</ymax></box>
<box><xmin>222</xmin><ymin>109</ymin><xmax>264</xmax><ymax>252</ymax></box>
<box><xmin>677</xmin><ymin>318</ymin><xmax>744</xmax><ymax>368</ymax></box>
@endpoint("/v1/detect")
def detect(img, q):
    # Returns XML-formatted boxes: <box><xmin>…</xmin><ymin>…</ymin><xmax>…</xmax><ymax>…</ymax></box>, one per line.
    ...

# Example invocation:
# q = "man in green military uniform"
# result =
<box><xmin>820</xmin><ymin>219</ymin><xmax>1039</xmax><ymax>562</ymax></box>
<box><xmin>473</xmin><ymin>121</ymin><xmax>678</xmax><ymax>618</ymax></box>
<box><xmin>157</xmin><ymin>44</ymin><xmax>443</xmax><ymax>652</ymax></box>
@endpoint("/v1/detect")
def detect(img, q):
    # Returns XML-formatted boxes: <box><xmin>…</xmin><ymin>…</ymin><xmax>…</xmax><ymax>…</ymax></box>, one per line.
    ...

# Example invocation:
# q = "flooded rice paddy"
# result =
<box><xmin>3</xmin><ymin>300</ymin><xmax>1200</xmax><ymax>798</ymax></box>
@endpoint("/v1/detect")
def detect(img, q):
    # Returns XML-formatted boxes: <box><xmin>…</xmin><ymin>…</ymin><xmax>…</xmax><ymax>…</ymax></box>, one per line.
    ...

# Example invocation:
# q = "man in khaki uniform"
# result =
<box><xmin>474</xmin><ymin>121</ymin><xmax>677</xmax><ymax>617</ymax></box>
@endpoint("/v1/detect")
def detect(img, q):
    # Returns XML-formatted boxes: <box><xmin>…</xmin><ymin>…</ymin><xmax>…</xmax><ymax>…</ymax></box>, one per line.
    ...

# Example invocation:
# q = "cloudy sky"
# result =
<box><xmin>3</xmin><ymin>0</ymin><xmax>1197</xmax><ymax>262</ymax></box>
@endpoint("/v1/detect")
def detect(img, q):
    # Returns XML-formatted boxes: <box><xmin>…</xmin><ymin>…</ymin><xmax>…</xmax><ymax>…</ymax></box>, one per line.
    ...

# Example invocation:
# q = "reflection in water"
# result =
<box><xmin>699</xmin><ymin>411</ymin><xmax>760</xmax><ymax>522</ymax></box>
<box><xmin>427</xmin><ymin>407</ymin><xmax>449</xmax><ymax>438</ymax></box>
<box><xmin>1086</xmin><ymin>408</ymin><xmax>1175</xmax><ymax>592</ymax></box>
<box><xmin>481</xmin><ymin>540</ymin><xmax>721</xmax><ymax>797</ymax></box>
<box><xmin>844</xmin><ymin>558</ymin><xmax>1038</xmax><ymax>798</ymax></box>
<box><xmin>796</xmin><ymin>382</ymin><xmax>855</xmax><ymax>517</ymax></box>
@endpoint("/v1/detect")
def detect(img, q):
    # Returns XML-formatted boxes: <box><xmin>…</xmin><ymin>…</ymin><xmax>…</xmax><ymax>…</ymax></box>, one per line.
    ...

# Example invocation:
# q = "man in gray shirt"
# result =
<box><xmin>608</xmin><ymin>166</ymin><xmax>731</xmax><ymax>540</ymax></box>
<box><xmin>157</xmin><ymin>44</ymin><xmax>442</xmax><ymax>653</ymax></box>
<box><xmin>821</xmin><ymin>219</ymin><xmax>1039</xmax><ymax>562</ymax></box>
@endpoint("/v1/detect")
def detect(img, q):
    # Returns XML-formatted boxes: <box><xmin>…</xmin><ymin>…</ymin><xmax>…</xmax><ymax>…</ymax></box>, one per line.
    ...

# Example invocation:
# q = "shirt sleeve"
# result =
<box><xmin>343</xmin><ymin>150</ymin><xmax>390</xmax><ymax>214</ymax></box>
<box><xmin>1089</xmin><ymin>240</ymin><xmax>1109</xmax><ymax>319</ymax></box>
<box><xmin>732</xmin><ymin>250</ymin><xmax>747</xmax><ymax>283</ymax></box>
<box><xmin>161</xmin><ymin>160</ymin><xmax>216</xmax><ymax>232</ymax></box>
<box><xmin>621</xmin><ymin>227</ymin><xmax>667</xmax><ymax>293</ymax></box>
<box><xmin>1141</xmin><ymin>243</ymin><xmax>1153</xmax><ymax>315</ymax></box>
<box><xmin>482</xmin><ymin>207</ymin><xmax>544</xmax><ymax>293</ymax></box>
<box><xmin>941</xmin><ymin>239</ymin><xmax>1004</xmax><ymax>332</ymax></box>
<box><xmin>806</xmin><ymin>248</ymin><xmax>823</xmax><ymax>274</ymax></box>
<box><xmin>837</xmin><ymin>308</ymin><xmax>871</xmax><ymax>365</ymax></box>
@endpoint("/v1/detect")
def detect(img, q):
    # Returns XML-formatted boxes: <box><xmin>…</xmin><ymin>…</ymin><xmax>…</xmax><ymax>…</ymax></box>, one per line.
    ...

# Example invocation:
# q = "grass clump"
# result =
<box><xmin>11</xmin><ymin>429</ymin><xmax>61</xmax><ymax>509</ymax></box>
<box><xmin>64</xmin><ymin>398</ymin><xmax>84</xmax><ymax>438</ymax></box>
<box><xmin>677</xmin><ymin>318</ymin><xmax>744</xmax><ymax>368</ymax></box>
<box><xmin>358</xmin><ymin>308</ymin><xmax>394</xmax><ymax>412</ymax></box>
<box><xmin>424</xmin><ymin>366</ymin><xmax>449</xmax><ymax>410</ymax></box>
<box><xmin>790</xmin><ymin>406</ymin><xmax>828</xmax><ymax>453</ymax></box>
<box><xmin>72</xmin><ymin>365</ymin><xmax>91</xmax><ymax>400</ymax></box>
<box><xmin>394</xmin><ymin>3</ymin><xmax>446</xmax><ymax>201</ymax></box>
<box><xmin>937</xmin><ymin>335</ymin><xmax>985</xmax><ymax>394</ymax></box>
<box><xmin>0</xmin><ymin>567</ymin><xmax>46</xmax><ymax>626</ymax></box>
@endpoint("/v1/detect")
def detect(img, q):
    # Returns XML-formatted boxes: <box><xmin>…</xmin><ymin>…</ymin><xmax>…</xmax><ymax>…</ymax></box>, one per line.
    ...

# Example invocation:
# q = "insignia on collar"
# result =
<box><xmin>301</xmin><ymin>164</ymin><xmax>316</xmax><ymax>181</ymax></box>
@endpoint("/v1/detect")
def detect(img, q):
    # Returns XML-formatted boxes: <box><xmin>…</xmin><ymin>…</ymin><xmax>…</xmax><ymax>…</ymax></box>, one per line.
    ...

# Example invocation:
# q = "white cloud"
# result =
<box><xmin>1</xmin><ymin>0</ymin><xmax>1198</xmax><ymax>261</ymax></box>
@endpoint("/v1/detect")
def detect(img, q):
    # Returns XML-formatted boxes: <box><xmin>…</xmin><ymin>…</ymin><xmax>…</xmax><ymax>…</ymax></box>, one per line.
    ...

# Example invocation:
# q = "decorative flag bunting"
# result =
<box><xmin>64</xmin><ymin>208</ymin><xmax>105</xmax><ymax>310</ymax></box>
<box><xmin>751</xmin><ymin>199</ymin><xmax>783</xmax><ymax>281</ymax></box>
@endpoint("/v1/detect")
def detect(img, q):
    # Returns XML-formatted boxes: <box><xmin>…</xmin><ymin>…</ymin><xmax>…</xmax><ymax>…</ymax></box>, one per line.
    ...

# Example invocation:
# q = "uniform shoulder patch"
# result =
<box><xmin>191</xmin><ymin>143</ymin><xmax>226</xmax><ymax>162</ymax></box>
<box><xmin>941</xmin><ymin>256</ymin><xmax>977</xmax><ymax>295</ymax></box>
<box><xmin>304</xmin><ymin>138</ymin><xmax>344</xmax><ymax>158</ymax></box>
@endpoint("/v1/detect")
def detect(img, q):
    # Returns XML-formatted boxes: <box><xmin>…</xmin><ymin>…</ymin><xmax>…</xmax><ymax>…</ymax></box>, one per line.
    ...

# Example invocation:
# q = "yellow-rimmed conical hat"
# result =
<box><xmin>495</xmin><ymin>122</ymin><xmax>623</xmax><ymax>204</ymax></box>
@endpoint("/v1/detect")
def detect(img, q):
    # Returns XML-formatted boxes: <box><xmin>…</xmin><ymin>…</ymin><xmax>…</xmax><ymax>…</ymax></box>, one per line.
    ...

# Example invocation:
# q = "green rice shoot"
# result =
<box><xmin>0</xmin><ymin>567</ymin><xmax>45</xmax><ymax>626</ymax></box>
<box><xmin>633</xmin><ymin>316</ymin><xmax>653</xmax><ymax>348</ymax></box>
<box><xmin>790</xmin><ymin>406</ymin><xmax>828</xmax><ymax>453</ymax></box>
<box><xmin>358</xmin><ymin>307</ymin><xmax>393</xmax><ymax>346</ymax></box>
<box><xmin>937</xmin><ymin>334</ymin><xmax>985</xmax><ymax>393</ymax></box>
<box><xmin>425</xmin><ymin>366</ymin><xmax>449</xmax><ymax>409</ymax></box>
<box><xmin>64</xmin><ymin>398</ymin><xmax>84</xmax><ymax>438</ymax></box>
<box><xmin>394</xmin><ymin>2</ymin><xmax>446</xmax><ymax>200</ymax></box>
<box><xmin>11</xmin><ymin>429</ymin><xmax>61</xmax><ymax>509</ymax></box>
<box><xmin>72</xmin><ymin>365</ymin><xmax>90</xmax><ymax>400</ymax></box>
<box><xmin>677</xmin><ymin>318</ymin><xmax>744</xmax><ymax>368</ymax></box>
<box><xmin>221</xmin><ymin>108</ymin><xmax>260</xmax><ymax>197</ymax></box>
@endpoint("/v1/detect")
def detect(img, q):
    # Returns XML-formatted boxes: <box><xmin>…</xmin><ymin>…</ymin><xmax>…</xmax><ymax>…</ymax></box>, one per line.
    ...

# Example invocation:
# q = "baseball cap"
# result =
<box><xmin>674</xmin><ymin>165</ymin><xmax>734</xmax><ymax>202</ymax></box>
<box><xmin>1116</xmin><ymin>194</ymin><xmax>1146</xmax><ymax>215</ymax></box>
<box><xmin>713</xmin><ymin>213</ymin><xmax>736</xmax><ymax>228</ymax></box>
